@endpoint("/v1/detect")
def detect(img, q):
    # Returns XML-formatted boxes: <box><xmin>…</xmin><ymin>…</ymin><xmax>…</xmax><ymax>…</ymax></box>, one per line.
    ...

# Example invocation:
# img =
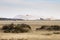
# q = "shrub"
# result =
<box><xmin>36</xmin><ymin>28</ymin><xmax>40</xmax><ymax>30</ymax></box>
<box><xmin>36</xmin><ymin>25</ymin><xmax>50</xmax><ymax>30</ymax></box>
<box><xmin>42</xmin><ymin>33</ymin><xmax>53</xmax><ymax>36</ymax></box>
<box><xmin>14</xmin><ymin>24</ymin><xmax>21</xmax><ymax>33</ymax></box>
<box><xmin>2</xmin><ymin>23</ymin><xmax>15</xmax><ymax>33</ymax></box>
<box><xmin>40</xmin><ymin>25</ymin><xmax>46</xmax><ymax>29</ymax></box>
<box><xmin>2</xmin><ymin>23</ymin><xmax>31</xmax><ymax>33</ymax></box>
<box><xmin>53</xmin><ymin>32</ymin><xmax>60</xmax><ymax>34</ymax></box>
<box><xmin>14</xmin><ymin>24</ymin><xmax>31</xmax><ymax>33</ymax></box>
<box><xmin>46</xmin><ymin>25</ymin><xmax>60</xmax><ymax>31</ymax></box>
<box><xmin>36</xmin><ymin>25</ymin><xmax>60</xmax><ymax>31</ymax></box>
<box><xmin>50</xmin><ymin>25</ymin><xmax>60</xmax><ymax>31</ymax></box>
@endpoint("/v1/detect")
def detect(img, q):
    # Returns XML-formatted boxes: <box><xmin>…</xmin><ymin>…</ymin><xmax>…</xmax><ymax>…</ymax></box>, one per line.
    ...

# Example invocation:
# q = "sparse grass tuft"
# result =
<box><xmin>53</xmin><ymin>32</ymin><xmax>60</xmax><ymax>34</ymax></box>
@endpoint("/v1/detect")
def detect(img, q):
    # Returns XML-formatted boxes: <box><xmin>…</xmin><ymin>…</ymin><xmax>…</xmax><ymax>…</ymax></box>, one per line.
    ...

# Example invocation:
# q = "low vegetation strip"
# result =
<box><xmin>0</xmin><ymin>38</ymin><xmax>27</xmax><ymax>40</ymax></box>
<box><xmin>36</xmin><ymin>25</ymin><xmax>60</xmax><ymax>31</ymax></box>
<box><xmin>2</xmin><ymin>23</ymin><xmax>31</xmax><ymax>33</ymax></box>
<box><xmin>1</xmin><ymin>22</ymin><xmax>60</xmax><ymax>33</ymax></box>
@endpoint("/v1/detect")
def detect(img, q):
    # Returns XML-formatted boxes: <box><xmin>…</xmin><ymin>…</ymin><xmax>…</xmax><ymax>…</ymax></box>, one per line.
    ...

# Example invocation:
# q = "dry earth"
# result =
<box><xmin>0</xmin><ymin>20</ymin><xmax>60</xmax><ymax>40</ymax></box>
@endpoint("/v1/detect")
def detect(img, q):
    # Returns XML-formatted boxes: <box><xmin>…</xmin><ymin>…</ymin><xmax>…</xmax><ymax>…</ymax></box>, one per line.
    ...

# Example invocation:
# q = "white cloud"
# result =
<box><xmin>0</xmin><ymin>0</ymin><xmax>60</xmax><ymax>19</ymax></box>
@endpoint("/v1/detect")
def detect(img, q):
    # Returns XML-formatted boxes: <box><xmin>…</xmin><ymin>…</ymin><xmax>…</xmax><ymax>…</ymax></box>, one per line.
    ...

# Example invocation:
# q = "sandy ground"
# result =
<box><xmin>0</xmin><ymin>20</ymin><xmax>60</xmax><ymax>40</ymax></box>
<box><xmin>0</xmin><ymin>31</ymin><xmax>60</xmax><ymax>40</ymax></box>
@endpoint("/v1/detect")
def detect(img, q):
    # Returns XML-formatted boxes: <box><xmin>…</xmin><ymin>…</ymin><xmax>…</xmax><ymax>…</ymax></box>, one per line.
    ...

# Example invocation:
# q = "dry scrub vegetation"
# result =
<box><xmin>2</xmin><ymin>23</ymin><xmax>31</xmax><ymax>33</ymax></box>
<box><xmin>0</xmin><ymin>20</ymin><xmax>60</xmax><ymax>40</ymax></box>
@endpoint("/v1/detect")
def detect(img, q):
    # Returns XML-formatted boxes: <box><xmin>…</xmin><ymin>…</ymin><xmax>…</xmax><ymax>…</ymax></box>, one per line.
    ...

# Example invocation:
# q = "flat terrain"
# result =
<box><xmin>0</xmin><ymin>20</ymin><xmax>60</xmax><ymax>30</ymax></box>
<box><xmin>0</xmin><ymin>20</ymin><xmax>60</xmax><ymax>40</ymax></box>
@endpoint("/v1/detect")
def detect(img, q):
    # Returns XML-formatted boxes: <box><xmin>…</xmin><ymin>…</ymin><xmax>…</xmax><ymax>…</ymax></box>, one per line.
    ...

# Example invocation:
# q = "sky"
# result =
<box><xmin>0</xmin><ymin>0</ymin><xmax>60</xmax><ymax>19</ymax></box>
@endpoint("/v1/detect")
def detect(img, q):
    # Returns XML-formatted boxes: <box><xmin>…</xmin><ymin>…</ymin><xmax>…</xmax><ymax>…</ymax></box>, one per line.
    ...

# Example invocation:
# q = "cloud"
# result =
<box><xmin>0</xmin><ymin>0</ymin><xmax>60</xmax><ymax>19</ymax></box>
<box><xmin>0</xmin><ymin>0</ymin><xmax>60</xmax><ymax>12</ymax></box>
<box><xmin>0</xmin><ymin>0</ymin><xmax>60</xmax><ymax>9</ymax></box>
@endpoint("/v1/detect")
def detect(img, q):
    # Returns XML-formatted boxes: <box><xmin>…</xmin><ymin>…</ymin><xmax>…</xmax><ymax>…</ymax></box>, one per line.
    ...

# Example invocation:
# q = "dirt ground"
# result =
<box><xmin>0</xmin><ymin>20</ymin><xmax>60</xmax><ymax>40</ymax></box>
<box><xmin>0</xmin><ymin>31</ymin><xmax>60</xmax><ymax>40</ymax></box>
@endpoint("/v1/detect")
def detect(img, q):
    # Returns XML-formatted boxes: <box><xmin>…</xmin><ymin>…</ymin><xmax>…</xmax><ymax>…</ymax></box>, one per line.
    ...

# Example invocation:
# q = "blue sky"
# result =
<box><xmin>0</xmin><ymin>0</ymin><xmax>60</xmax><ymax>19</ymax></box>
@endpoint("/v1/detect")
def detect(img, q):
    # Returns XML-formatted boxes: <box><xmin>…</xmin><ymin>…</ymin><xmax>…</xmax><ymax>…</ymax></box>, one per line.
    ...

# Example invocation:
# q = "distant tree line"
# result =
<box><xmin>0</xmin><ymin>18</ymin><xmax>24</xmax><ymax>21</ymax></box>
